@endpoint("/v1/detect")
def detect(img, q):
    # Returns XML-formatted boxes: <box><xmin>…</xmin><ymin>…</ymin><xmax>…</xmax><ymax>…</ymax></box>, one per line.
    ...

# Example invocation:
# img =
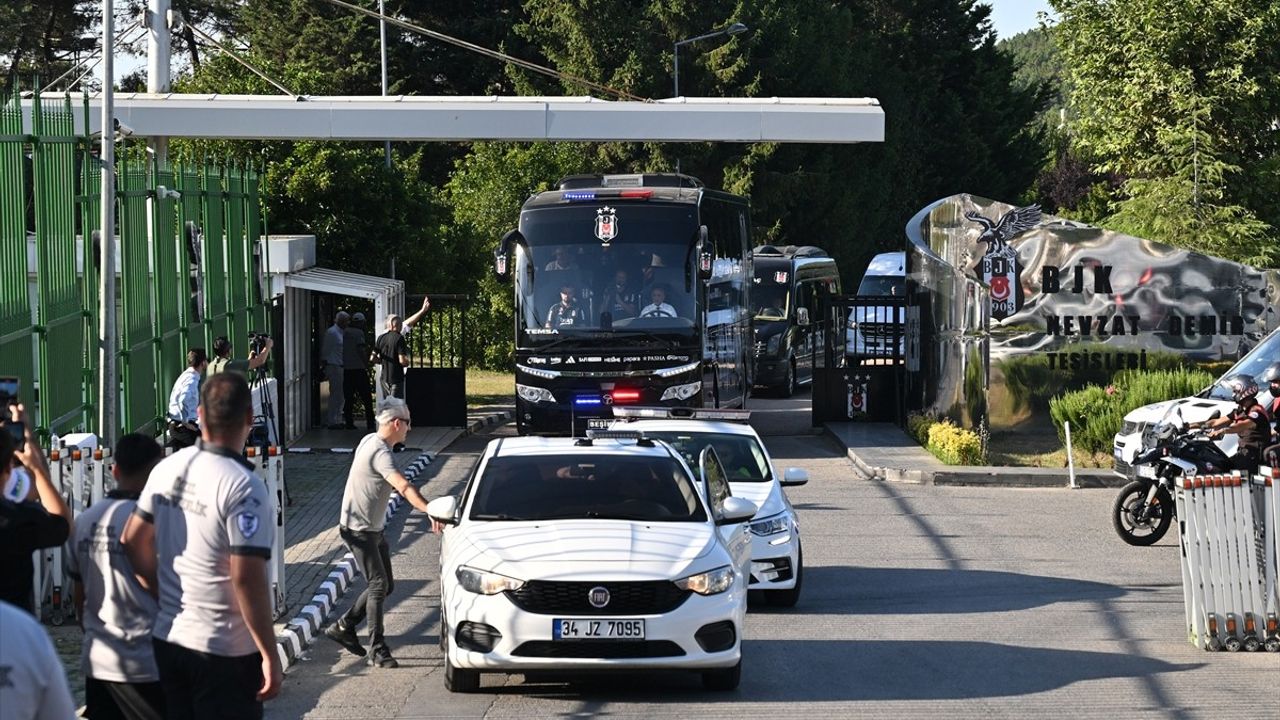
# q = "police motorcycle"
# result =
<box><xmin>1112</xmin><ymin>407</ymin><xmax>1233</xmax><ymax>546</ymax></box>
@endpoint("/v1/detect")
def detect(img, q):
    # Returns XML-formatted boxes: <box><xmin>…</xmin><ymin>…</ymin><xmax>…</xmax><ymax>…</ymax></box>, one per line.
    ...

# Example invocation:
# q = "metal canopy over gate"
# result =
<box><xmin>274</xmin><ymin>267</ymin><xmax>404</xmax><ymax>446</ymax></box>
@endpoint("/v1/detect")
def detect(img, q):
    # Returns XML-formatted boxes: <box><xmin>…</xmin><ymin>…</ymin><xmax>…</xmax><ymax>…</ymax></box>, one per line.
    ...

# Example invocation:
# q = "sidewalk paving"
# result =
<box><xmin>825</xmin><ymin>421</ymin><xmax>1126</xmax><ymax>488</ymax></box>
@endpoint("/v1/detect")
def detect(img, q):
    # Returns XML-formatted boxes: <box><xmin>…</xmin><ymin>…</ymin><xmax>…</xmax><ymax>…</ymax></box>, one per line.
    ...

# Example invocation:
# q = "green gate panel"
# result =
<box><xmin>32</xmin><ymin>94</ymin><xmax>84</xmax><ymax>436</ymax></box>
<box><xmin>0</xmin><ymin>88</ymin><xmax>34</xmax><ymax>408</ymax></box>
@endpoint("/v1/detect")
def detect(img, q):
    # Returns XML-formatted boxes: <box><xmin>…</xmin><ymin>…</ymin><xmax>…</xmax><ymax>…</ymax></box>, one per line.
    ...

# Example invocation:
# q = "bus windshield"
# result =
<box><xmin>515</xmin><ymin>204</ymin><xmax>700</xmax><ymax>345</ymax></box>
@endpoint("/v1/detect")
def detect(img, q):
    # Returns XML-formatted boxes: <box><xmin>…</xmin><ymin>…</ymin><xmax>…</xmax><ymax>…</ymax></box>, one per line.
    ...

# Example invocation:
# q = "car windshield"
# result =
<box><xmin>1206</xmin><ymin>329</ymin><xmax>1280</xmax><ymax>401</ymax></box>
<box><xmin>640</xmin><ymin>432</ymin><xmax>772</xmax><ymax>482</ymax></box>
<box><xmin>857</xmin><ymin>275</ymin><xmax>904</xmax><ymax>296</ymax></box>
<box><xmin>469</xmin><ymin>454</ymin><xmax>708</xmax><ymax>522</ymax></box>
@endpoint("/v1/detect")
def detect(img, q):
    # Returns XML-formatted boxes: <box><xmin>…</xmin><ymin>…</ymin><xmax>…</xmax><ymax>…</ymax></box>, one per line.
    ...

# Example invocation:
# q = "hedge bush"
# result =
<box><xmin>907</xmin><ymin>413</ymin><xmax>984</xmax><ymax>465</ymax></box>
<box><xmin>1048</xmin><ymin>367</ymin><xmax>1215</xmax><ymax>454</ymax></box>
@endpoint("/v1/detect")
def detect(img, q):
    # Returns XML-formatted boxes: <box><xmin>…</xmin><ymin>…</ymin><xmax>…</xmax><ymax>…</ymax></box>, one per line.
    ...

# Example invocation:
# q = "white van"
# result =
<box><xmin>1112</xmin><ymin>327</ymin><xmax>1279</xmax><ymax>479</ymax></box>
<box><xmin>845</xmin><ymin>251</ymin><xmax>905</xmax><ymax>361</ymax></box>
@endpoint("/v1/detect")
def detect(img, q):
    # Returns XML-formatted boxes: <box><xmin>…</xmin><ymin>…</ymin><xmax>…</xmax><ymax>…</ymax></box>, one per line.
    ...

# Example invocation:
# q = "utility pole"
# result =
<box><xmin>146</xmin><ymin>0</ymin><xmax>171</xmax><ymax>161</ymax></box>
<box><xmin>99</xmin><ymin>0</ymin><xmax>118</xmax><ymax>445</ymax></box>
<box><xmin>380</xmin><ymin>0</ymin><xmax>391</xmax><ymax>168</ymax></box>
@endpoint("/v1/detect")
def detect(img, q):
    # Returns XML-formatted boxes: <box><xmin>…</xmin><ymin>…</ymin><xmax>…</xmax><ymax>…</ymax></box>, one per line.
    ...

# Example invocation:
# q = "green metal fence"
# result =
<box><xmin>0</xmin><ymin>87</ymin><xmax>269</xmax><ymax>441</ymax></box>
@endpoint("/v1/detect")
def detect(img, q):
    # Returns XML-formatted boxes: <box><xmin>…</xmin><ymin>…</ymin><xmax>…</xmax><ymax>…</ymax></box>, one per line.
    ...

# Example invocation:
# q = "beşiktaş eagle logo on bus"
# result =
<box><xmin>964</xmin><ymin>204</ymin><xmax>1042</xmax><ymax>322</ymax></box>
<box><xmin>595</xmin><ymin>206</ymin><xmax>618</xmax><ymax>243</ymax></box>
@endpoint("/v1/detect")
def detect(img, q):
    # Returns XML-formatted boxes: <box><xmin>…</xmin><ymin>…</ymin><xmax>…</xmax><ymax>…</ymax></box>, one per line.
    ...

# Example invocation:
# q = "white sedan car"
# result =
<box><xmin>427</xmin><ymin>432</ymin><xmax>757</xmax><ymax>693</ymax></box>
<box><xmin>611</xmin><ymin>408</ymin><xmax>807</xmax><ymax>607</ymax></box>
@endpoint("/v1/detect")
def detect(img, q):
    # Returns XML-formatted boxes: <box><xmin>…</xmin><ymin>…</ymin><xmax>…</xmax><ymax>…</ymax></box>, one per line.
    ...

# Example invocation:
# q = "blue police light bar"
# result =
<box><xmin>564</xmin><ymin>191</ymin><xmax>596</xmax><ymax>201</ymax></box>
<box><xmin>563</xmin><ymin>189</ymin><xmax>654</xmax><ymax>202</ymax></box>
<box><xmin>574</xmin><ymin>395</ymin><xmax>604</xmax><ymax>406</ymax></box>
<box><xmin>611</xmin><ymin>406</ymin><xmax>752</xmax><ymax>421</ymax></box>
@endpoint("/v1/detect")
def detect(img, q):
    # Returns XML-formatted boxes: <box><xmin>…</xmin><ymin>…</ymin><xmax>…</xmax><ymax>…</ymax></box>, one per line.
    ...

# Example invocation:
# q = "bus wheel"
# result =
<box><xmin>781</xmin><ymin>360</ymin><xmax>796</xmax><ymax>398</ymax></box>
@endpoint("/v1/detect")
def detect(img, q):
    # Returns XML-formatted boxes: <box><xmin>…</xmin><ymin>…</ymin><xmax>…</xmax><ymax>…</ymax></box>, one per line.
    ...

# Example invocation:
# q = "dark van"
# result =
<box><xmin>751</xmin><ymin>245</ymin><xmax>842</xmax><ymax>396</ymax></box>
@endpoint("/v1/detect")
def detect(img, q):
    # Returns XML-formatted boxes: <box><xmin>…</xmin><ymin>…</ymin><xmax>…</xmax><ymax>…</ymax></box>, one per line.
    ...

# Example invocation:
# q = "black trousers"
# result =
<box><xmin>380</xmin><ymin>377</ymin><xmax>405</xmax><ymax>400</ymax></box>
<box><xmin>344</xmin><ymin>368</ymin><xmax>375</xmax><ymax>428</ymax></box>
<box><xmin>84</xmin><ymin>677</ymin><xmax>165</xmax><ymax>720</ymax></box>
<box><xmin>152</xmin><ymin>638</ymin><xmax>263</xmax><ymax>720</ymax></box>
<box><xmin>339</xmin><ymin>527</ymin><xmax>395</xmax><ymax>651</ymax></box>
<box><xmin>168</xmin><ymin>422</ymin><xmax>198</xmax><ymax>450</ymax></box>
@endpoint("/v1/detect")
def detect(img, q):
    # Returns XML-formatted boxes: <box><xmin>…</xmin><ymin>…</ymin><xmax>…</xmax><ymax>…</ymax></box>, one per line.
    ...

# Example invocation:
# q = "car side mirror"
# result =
<box><xmin>717</xmin><ymin>496</ymin><xmax>758</xmax><ymax>526</ymax></box>
<box><xmin>796</xmin><ymin>307</ymin><xmax>810</xmax><ymax>326</ymax></box>
<box><xmin>781</xmin><ymin>467</ymin><xmax>809</xmax><ymax>486</ymax></box>
<box><xmin>426</xmin><ymin>495</ymin><xmax>459</xmax><ymax>525</ymax></box>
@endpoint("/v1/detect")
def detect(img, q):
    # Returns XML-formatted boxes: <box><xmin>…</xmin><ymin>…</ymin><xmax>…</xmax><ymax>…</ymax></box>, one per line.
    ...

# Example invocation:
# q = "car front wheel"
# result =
<box><xmin>702</xmin><ymin>659</ymin><xmax>741</xmax><ymax>691</ymax></box>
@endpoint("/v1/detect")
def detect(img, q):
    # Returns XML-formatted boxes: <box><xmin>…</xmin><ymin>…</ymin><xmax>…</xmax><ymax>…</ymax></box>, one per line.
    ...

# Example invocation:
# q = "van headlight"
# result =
<box><xmin>661</xmin><ymin>381</ymin><xmax>701</xmax><ymax>401</ymax></box>
<box><xmin>516</xmin><ymin>383</ymin><xmax>555</xmax><ymax>404</ymax></box>
<box><xmin>675</xmin><ymin>565</ymin><xmax>735</xmax><ymax>595</ymax></box>
<box><xmin>766</xmin><ymin>334</ymin><xmax>782</xmax><ymax>354</ymax></box>
<box><xmin>456</xmin><ymin>566</ymin><xmax>525</xmax><ymax>595</ymax></box>
<box><xmin>749</xmin><ymin>512</ymin><xmax>790</xmax><ymax>536</ymax></box>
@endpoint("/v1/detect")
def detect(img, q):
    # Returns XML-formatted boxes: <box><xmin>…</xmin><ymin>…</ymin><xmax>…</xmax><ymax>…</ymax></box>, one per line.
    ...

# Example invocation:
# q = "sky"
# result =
<box><xmin>987</xmin><ymin>0</ymin><xmax>1056</xmax><ymax>40</ymax></box>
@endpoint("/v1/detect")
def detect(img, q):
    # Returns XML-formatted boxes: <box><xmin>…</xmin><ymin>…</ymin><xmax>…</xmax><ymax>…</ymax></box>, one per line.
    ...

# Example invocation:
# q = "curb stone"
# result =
<box><xmin>273</xmin><ymin>409</ymin><xmax>512</xmax><ymax>670</ymax></box>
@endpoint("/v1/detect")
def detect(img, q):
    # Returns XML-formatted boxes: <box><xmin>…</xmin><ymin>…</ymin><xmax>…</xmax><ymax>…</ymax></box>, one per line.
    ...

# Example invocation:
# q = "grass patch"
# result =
<box><xmin>468</xmin><ymin>369</ymin><xmax>514</xmax><ymax>407</ymax></box>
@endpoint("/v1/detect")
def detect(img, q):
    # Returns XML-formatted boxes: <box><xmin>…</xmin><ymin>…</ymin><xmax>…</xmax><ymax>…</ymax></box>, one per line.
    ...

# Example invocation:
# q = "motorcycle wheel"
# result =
<box><xmin>1112</xmin><ymin>480</ymin><xmax>1173</xmax><ymax>546</ymax></box>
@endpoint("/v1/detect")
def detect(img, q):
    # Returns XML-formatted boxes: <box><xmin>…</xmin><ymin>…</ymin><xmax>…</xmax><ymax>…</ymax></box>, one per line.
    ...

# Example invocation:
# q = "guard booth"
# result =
<box><xmin>812</xmin><ymin>293</ymin><xmax>914</xmax><ymax>426</ymax></box>
<box><xmin>403</xmin><ymin>293</ymin><xmax>468</xmax><ymax>428</ymax></box>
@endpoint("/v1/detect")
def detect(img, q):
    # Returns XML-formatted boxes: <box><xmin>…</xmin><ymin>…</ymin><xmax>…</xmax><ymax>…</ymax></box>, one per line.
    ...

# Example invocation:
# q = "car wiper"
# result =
<box><xmin>470</xmin><ymin>513</ymin><xmax>528</xmax><ymax>521</ymax></box>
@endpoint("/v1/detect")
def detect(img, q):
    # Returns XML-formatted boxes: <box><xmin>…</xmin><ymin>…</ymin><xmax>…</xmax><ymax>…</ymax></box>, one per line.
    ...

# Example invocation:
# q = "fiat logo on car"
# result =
<box><xmin>588</xmin><ymin>586</ymin><xmax>611</xmax><ymax>608</ymax></box>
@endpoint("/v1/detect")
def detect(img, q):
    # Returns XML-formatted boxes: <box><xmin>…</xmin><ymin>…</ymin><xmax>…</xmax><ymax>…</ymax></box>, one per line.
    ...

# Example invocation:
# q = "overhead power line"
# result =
<box><xmin>313</xmin><ymin>0</ymin><xmax>647</xmax><ymax>102</ymax></box>
<box><xmin>187</xmin><ymin>24</ymin><xmax>300</xmax><ymax>98</ymax></box>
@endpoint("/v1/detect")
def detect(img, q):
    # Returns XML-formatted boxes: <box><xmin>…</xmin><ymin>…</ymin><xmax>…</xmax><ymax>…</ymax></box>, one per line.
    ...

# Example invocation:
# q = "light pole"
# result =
<box><xmin>673</xmin><ymin>22</ymin><xmax>747</xmax><ymax>98</ymax></box>
<box><xmin>379</xmin><ymin>0</ymin><xmax>391</xmax><ymax>168</ymax></box>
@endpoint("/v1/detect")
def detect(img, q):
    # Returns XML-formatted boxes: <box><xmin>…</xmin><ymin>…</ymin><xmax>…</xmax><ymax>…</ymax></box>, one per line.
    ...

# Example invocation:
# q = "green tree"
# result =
<box><xmin>1</xmin><ymin>1</ymin><xmax>95</xmax><ymax>86</ymax></box>
<box><xmin>1052</xmin><ymin>0</ymin><xmax>1280</xmax><ymax>265</ymax></box>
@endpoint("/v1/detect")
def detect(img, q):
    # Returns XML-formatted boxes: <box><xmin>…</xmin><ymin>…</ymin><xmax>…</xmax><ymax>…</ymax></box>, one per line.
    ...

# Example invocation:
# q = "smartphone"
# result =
<box><xmin>6</xmin><ymin>420</ymin><xmax>23</xmax><ymax>451</ymax></box>
<box><xmin>0</xmin><ymin>376</ymin><xmax>16</xmax><ymax>405</ymax></box>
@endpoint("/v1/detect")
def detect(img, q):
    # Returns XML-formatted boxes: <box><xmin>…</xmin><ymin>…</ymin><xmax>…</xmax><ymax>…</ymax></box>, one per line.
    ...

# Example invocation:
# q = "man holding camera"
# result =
<box><xmin>208</xmin><ymin>334</ymin><xmax>274</xmax><ymax>377</ymax></box>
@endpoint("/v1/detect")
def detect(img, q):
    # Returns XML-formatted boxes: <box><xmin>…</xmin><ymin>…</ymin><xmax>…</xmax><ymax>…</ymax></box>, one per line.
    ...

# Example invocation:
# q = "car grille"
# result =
<box><xmin>512</xmin><ymin>640</ymin><xmax>686</xmax><ymax>659</ymax></box>
<box><xmin>860</xmin><ymin>322</ymin><xmax>897</xmax><ymax>341</ymax></box>
<box><xmin>1114</xmin><ymin>457</ymin><xmax>1134</xmax><ymax>479</ymax></box>
<box><xmin>506</xmin><ymin>580</ymin><xmax>691</xmax><ymax>615</ymax></box>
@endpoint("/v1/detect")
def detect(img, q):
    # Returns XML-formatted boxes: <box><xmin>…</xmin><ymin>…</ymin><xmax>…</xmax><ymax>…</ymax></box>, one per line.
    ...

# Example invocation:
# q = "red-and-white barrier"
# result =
<box><xmin>34</xmin><ymin>438</ymin><xmax>289</xmax><ymax>625</ymax></box>
<box><xmin>1175</xmin><ymin>467</ymin><xmax>1280</xmax><ymax>652</ymax></box>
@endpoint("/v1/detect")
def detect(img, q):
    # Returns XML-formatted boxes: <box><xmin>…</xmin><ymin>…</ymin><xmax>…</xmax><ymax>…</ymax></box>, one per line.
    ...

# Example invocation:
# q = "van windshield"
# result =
<box><xmin>752</xmin><ymin>283</ymin><xmax>790</xmax><ymax>320</ymax></box>
<box><xmin>857</xmin><ymin>275</ymin><xmax>904</xmax><ymax>296</ymax></box>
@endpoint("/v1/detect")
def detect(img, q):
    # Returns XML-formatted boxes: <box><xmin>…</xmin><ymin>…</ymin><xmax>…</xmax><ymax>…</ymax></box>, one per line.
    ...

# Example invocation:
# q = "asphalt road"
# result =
<box><xmin>267</xmin><ymin>388</ymin><xmax>1279</xmax><ymax>719</ymax></box>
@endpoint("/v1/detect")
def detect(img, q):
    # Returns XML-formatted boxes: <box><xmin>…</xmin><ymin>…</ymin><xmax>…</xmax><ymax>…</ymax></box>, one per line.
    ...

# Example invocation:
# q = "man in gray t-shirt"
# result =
<box><xmin>123</xmin><ymin>373</ymin><xmax>282</xmax><ymax>718</ymax></box>
<box><xmin>68</xmin><ymin>433</ymin><xmax>166</xmax><ymax>720</ymax></box>
<box><xmin>326</xmin><ymin>398</ymin><xmax>434</xmax><ymax>668</ymax></box>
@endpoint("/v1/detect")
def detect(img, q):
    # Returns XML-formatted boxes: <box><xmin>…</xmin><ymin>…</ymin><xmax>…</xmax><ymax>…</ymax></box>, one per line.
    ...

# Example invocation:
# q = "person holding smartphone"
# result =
<box><xmin>0</xmin><ymin>392</ymin><xmax>73</xmax><ymax>614</ymax></box>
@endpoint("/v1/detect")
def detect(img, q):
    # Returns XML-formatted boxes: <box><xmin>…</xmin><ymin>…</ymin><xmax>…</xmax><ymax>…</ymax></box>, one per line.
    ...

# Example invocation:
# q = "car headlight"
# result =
<box><xmin>661</xmin><ymin>381</ymin><xmax>702</xmax><ymax>402</ymax></box>
<box><xmin>749</xmin><ymin>512</ymin><xmax>790</xmax><ymax>536</ymax></box>
<box><xmin>766</xmin><ymin>334</ymin><xmax>782</xmax><ymax>354</ymax></box>
<box><xmin>675</xmin><ymin>565</ymin><xmax>735</xmax><ymax>595</ymax></box>
<box><xmin>456</xmin><ymin>566</ymin><xmax>525</xmax><ymax>595</ymax></box>
<box><xmin>515</xmin><ymin>383</ymin><xmax>555</xmax><ymax>404</ymax></box>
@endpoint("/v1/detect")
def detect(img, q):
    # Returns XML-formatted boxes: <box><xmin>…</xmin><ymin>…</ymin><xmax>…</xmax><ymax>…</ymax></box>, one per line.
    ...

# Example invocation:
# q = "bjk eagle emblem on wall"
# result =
<box><xmin>595</xmin><ymin>206</ymin><xmax>618</xmax><ymax>243</ymax></box>
<box><xmin>964</xmin><ymin>204</ymin><xmax>1042</xmax><ymax>322</ymax></box>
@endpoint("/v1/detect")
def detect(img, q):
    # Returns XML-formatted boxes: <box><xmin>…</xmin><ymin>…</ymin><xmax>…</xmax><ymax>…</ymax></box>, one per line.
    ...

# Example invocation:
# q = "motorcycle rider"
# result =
<box><xmin>1195</xmin><ymin>374</ymin><xmax>1270</xmax><ymax>472</ymax></box>
<box><xmin>1260</xmin><ymin>362</ymin><xmax>1280</xmax><ymax>466</ymax></box>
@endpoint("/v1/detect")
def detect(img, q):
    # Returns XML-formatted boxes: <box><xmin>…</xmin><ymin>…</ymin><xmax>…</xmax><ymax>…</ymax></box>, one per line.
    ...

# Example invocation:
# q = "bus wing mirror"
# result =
<box><xmin>697</xmin><ymin>225</ymin><xmax>713</xmax><ymax>280</ymax></box>
<box><xmin>796</xmin><ymin>307</ymin><xmax>810</xmax><ymax>326</ymax></box>
<box><xmin>494</xmin><ymin>229</ymin><xmax>523</xmax><ymax>283</ymax></box>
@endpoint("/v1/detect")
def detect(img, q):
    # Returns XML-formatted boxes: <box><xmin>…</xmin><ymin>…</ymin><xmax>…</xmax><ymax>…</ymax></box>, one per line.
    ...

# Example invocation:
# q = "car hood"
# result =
<box><xmin>451</xmin><ymin>520</ymin><xmax>718</xmax><ymax>578</ymax></box>
<box><xmin>753</xmin><ymin>320</ymin><xmax>786</xmax><ymax>340</ymax></box>
<box><xmin>727</xmin><ymin>481</ymin><xmax>786</xmax><ymax>518</ymax></box>
<box><xmin>1122</xmin><ymin>397</ymin><xmax>1233</xmax><ymax>425</ymax></box>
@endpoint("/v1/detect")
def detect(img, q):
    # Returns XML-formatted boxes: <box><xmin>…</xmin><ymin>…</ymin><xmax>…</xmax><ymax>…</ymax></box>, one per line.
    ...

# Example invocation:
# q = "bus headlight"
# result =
<box><xmin>661</xmin><ymin>381</ymin><xmax>702</xmax><ymax>402</ymax></box>
<box><xmin>516</xmin><ymin>383</ymin><xmax>555</xmax><ymax>404</ymax></box>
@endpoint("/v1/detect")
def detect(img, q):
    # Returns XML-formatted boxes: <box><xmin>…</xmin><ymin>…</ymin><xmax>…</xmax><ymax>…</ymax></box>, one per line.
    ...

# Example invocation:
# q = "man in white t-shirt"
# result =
<box><xmin>0</xmin><ymin>599</ymin><xmax>77</xmax><ymax>720</ymax></box>
<box><xmin>122</xmin><ymin>373</ymin><xmax>282</xmax><ymax>718</ymax></box>
<box><xmin>69</xmin><ymin>432</ymin><xmax>166</xmax><ymax>720</ymax></box>
<box><xmin>324</xmin><ymin>398</ymin><xmax>436</xmax><ymax>668</ymax></box>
